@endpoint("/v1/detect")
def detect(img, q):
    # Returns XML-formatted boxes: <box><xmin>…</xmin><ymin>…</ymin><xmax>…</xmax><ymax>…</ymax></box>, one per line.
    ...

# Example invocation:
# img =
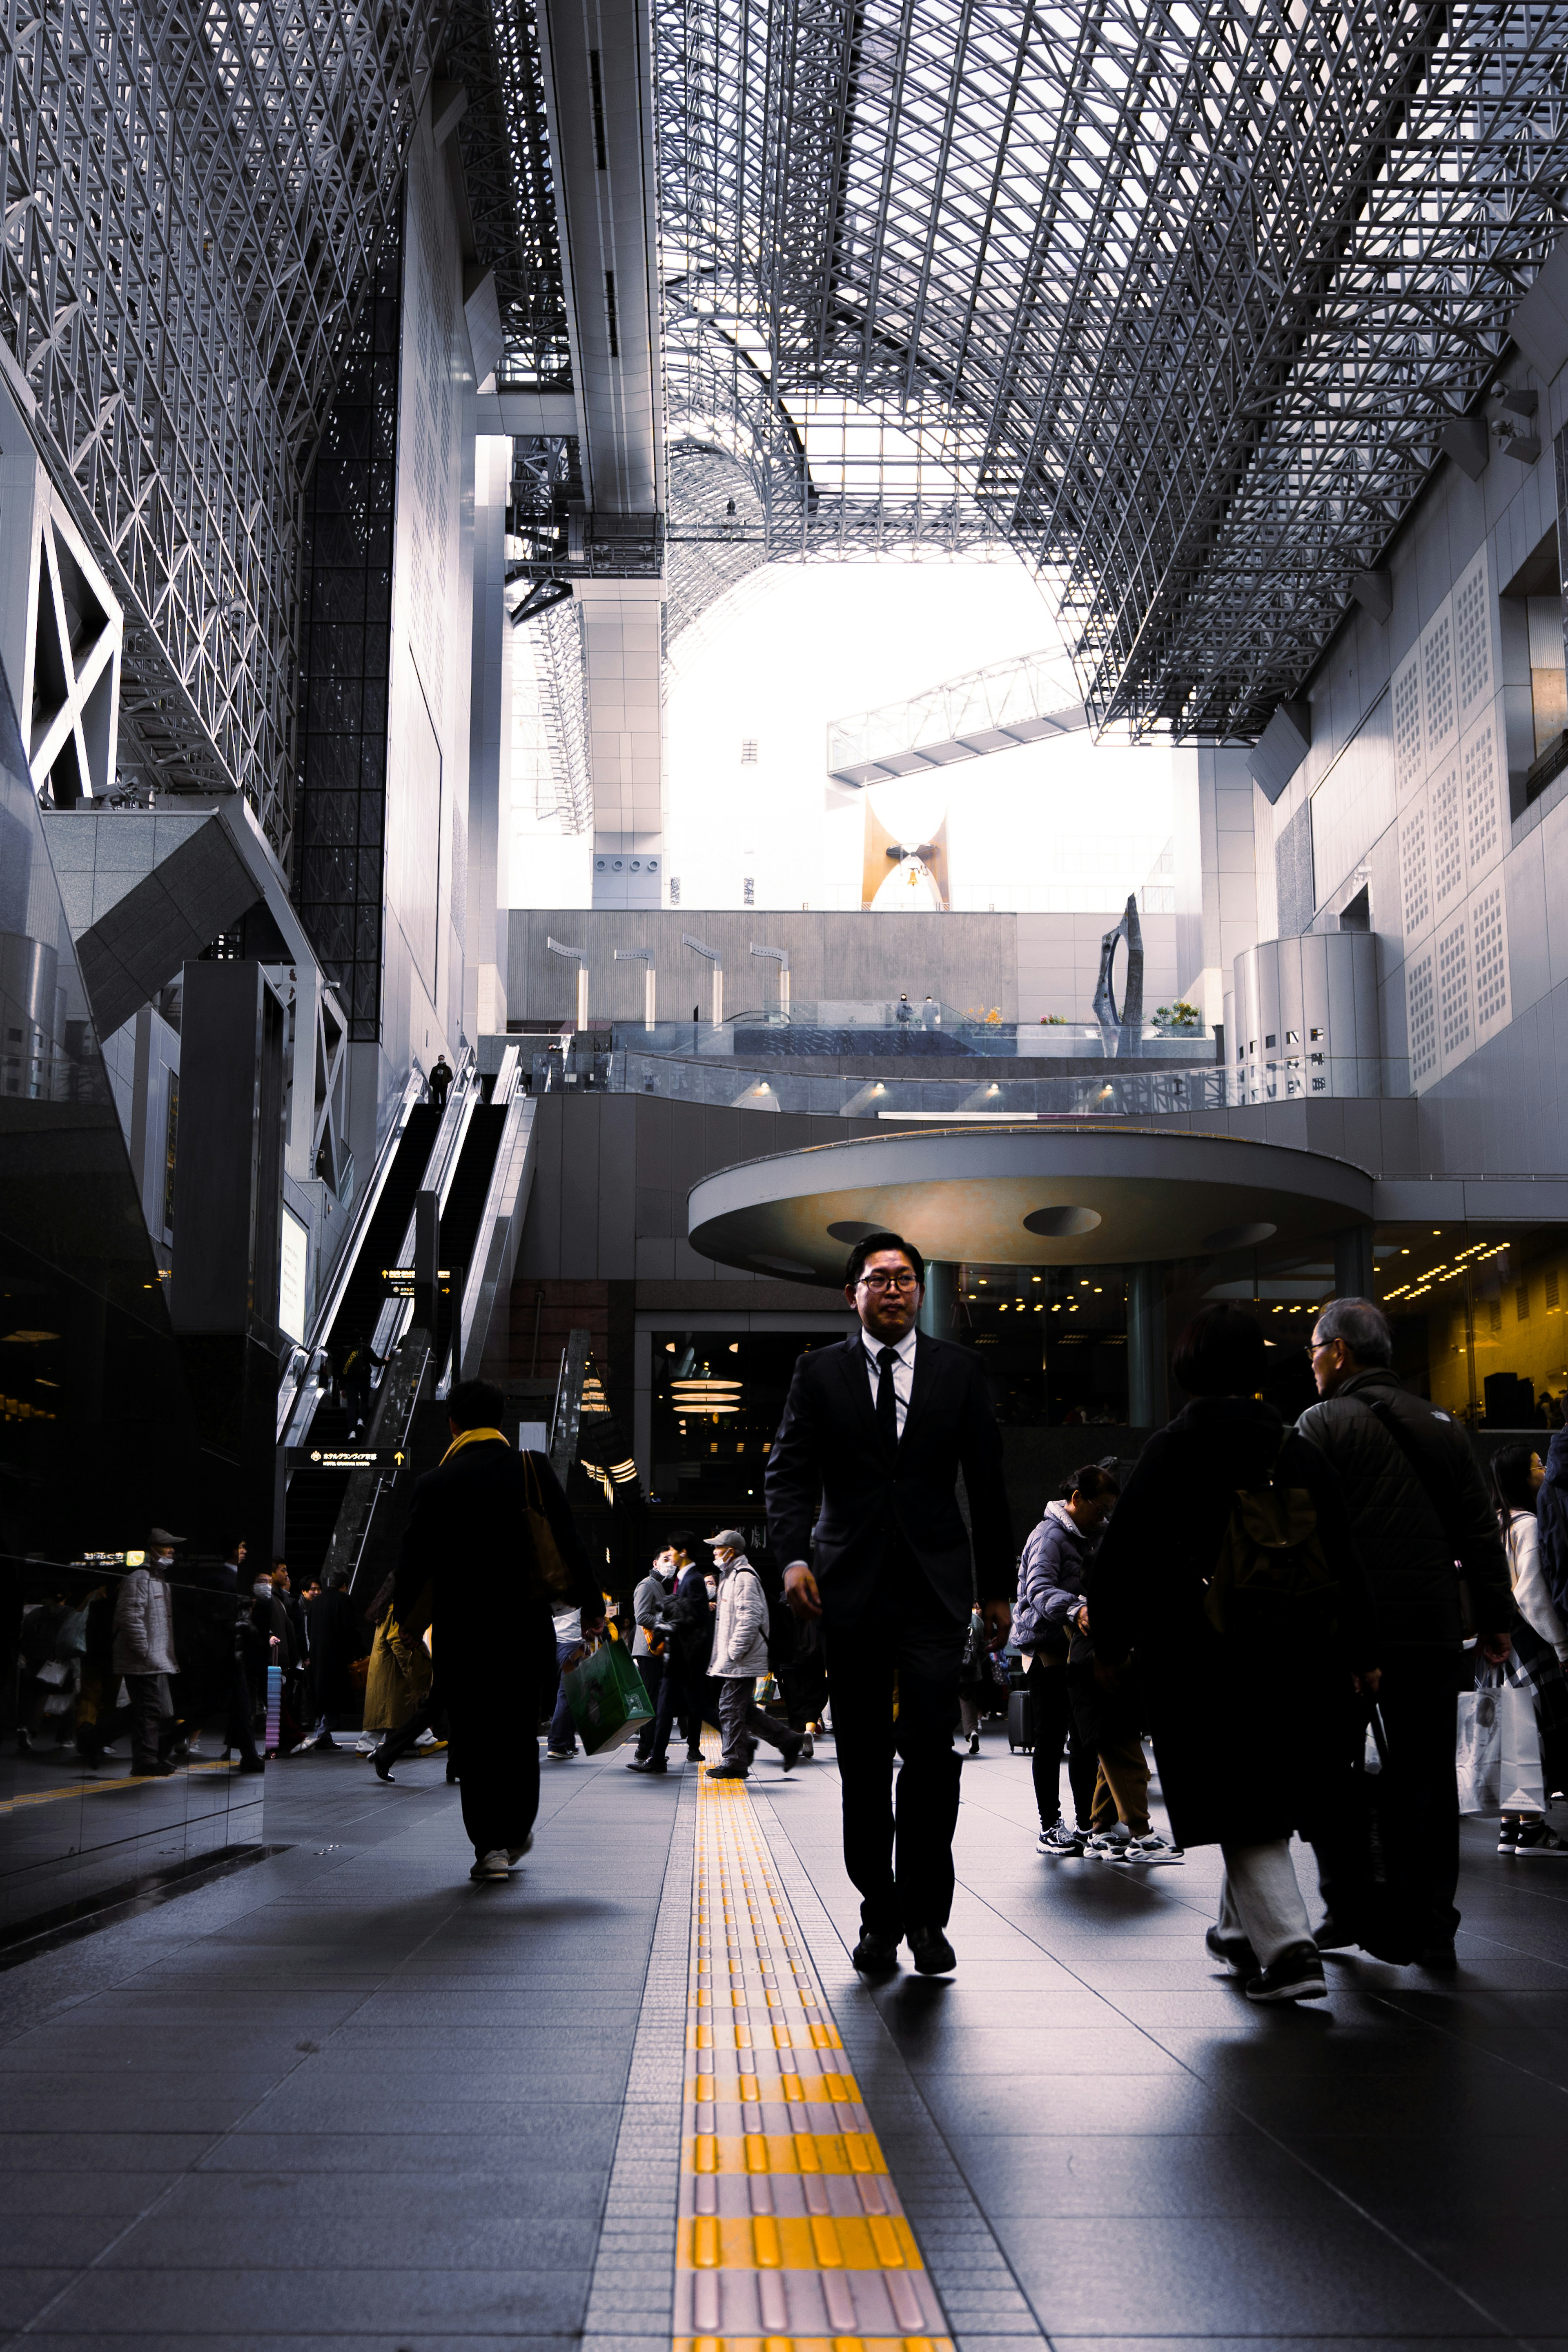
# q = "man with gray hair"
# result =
<box><xmin>1298</xmin><ymin>1295</ymin><xmax>1512</xmax><ymax>1962</ymax></box>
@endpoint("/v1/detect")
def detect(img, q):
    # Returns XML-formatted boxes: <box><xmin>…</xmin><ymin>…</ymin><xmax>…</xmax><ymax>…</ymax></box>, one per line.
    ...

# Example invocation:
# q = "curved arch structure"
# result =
<box><xmin>654</xmin><ymin>0</ymin><xmax>1568</xmax><ymax>741</ymax></box>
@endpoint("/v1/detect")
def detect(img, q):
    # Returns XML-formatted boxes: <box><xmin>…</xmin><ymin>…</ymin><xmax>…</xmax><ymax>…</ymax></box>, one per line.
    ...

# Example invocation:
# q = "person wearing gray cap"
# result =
<box><xmin>704</xmin><ymin>1532</ymin><xmax>804</xmax><ymax>1780</ymax></box>
<box><xmin>109</xmin><ymin>1529</ymin><xmax>184</xmax><ymax>1777</ymax></box>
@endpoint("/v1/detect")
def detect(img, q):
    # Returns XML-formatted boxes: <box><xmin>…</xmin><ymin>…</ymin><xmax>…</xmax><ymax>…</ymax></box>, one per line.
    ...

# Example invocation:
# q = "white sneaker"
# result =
<box><xmin>470</xmin><ymin>1849</ymin><xmax>510</xmax><ymax>1881</ymax></box>
<box><xmin>1085</xmin><ymin>1823</ymin><xmax>1132</xmax><ymax>1857</ymax></box>
<box><xmin>506</xmin><ymin>1834</ymin><xmax>534</xmax><ymax>1862</ymax></box>
<box><xmin>354</xmin><ymin>1737</ymin><xmax>378</xmax><ymax>1755</ymax></box>
<box><xmin>1114</xmin><ymin>1832</ymin><xmax>1185</xmax><ymax>1866</ymax></box>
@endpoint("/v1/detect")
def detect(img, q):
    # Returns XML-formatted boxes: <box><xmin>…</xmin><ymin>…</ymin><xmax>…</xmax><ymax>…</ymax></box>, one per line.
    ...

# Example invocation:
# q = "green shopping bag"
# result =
<box><xmin>563</xmin><ymin>1630</ymin><xmax>653</xmax><ymax>1753</ymax></box>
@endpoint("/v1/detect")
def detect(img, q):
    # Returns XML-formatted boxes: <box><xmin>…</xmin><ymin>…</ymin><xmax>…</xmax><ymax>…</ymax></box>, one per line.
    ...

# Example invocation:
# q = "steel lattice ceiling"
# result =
<box><xmin>655</xmin><ymin>0</ymin><xmax>1568</xmax><ymax>740</ymax></box>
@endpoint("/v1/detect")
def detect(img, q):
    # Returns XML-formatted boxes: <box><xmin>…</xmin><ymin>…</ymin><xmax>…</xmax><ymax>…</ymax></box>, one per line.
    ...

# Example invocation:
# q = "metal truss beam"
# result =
<box><xmin>653</xmin><ymin>0</ymin><xmax>1568</xmax><ymax>740</ymax></box>
<box><xmin>0</xmin><ymin>0</ymin><xmax>456</xmax><ymax>858</ymax></box>
<box><xmin>827</xmin><ymin>647</ymin><xmax>1087</xmax><ymax>787</ymax></box>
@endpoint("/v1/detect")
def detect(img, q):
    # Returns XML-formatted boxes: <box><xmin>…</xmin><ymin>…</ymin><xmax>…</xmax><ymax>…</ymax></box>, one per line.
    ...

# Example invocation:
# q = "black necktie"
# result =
<box><xmin>876</xmin><ymin>1345</ymin><xmax>899</xmax><ymax>1451</ymax></box>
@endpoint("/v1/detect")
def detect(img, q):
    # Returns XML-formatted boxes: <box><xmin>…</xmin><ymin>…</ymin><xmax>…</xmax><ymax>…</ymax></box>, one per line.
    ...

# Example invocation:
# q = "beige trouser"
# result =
<box><xmin>1089</xmin><ymin>1732</ymin><xmax>1152</xmax><ymax>1835</ymax></box>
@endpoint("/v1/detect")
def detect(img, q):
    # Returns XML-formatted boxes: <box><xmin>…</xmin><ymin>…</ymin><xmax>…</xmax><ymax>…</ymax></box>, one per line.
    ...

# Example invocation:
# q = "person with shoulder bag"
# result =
<box><xmin>1296</xmin><ymin>1297</ymin><xmax>1512</xmax><ymax>1961</ymax></box>
<box><xmin>1091</xmin><ymin>1305</ymin><xmax>1379</xmax><ymax>2004</ymax></box>
<box><xmin>1011</xmin><ymin>1466</ymin><xmax>1117</xmax><ymax>1854</ymax></box>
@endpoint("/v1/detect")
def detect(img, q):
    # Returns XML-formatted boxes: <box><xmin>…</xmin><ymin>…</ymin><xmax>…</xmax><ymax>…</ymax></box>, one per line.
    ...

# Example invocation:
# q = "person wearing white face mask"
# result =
<box><xmin>703</xmin><ymin>1532</ymin><xmax>804</xmax><ymax>1782</ymax></box>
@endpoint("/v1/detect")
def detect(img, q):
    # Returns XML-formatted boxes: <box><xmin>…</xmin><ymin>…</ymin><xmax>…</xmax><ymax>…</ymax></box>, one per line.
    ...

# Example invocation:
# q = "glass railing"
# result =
<box><xmin>544</xmin><ymin>1049</ymin><xmax>1407</xmax><ymax>1116</ymax></box>
<box><xmin>586</xmin><ymin>1008</ymin><xmax>1217</xmax><ymax>1061</ymax></box>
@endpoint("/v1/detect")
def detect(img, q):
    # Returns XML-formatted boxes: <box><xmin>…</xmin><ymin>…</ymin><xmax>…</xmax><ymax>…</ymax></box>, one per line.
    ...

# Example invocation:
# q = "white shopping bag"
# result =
<box><xmin>1456</xmin><ymin>1682</ymin><xmax>1501</xmax><ymax>1814</ymax></box>
<box><xmin>1499</xmin><ymin>1680</ymin><xmax>1546</xmax><ymax>1815</ymax></box>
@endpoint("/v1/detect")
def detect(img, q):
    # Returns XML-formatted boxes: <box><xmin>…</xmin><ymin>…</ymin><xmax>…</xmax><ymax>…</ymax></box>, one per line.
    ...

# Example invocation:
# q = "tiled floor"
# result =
<box><xmin>0</xmin><ymin>1727</ymin><xmax>1565</xmax><ymax>2350</ymax></box>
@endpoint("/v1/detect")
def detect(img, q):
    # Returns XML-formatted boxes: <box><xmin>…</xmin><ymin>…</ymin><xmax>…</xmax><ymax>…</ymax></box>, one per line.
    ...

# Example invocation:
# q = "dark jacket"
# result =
<box><xmin>392</xmin><ymin>1440</ymin><xmax>597</xmax><ymax>1695</ymax></box>
<box><xmin>765</xmin><ymin>1330</ymin><xmax>1014</xmax><ymax>1627</ymax></box>
<box><xmin>665</xmin><ymin>1565</ymin><xmax>716</xmax><ymax>1690</ymax></box>
<box><xmin>1296</xmin><ymin>1368</ymin><xmax>1511</xmax><ymax>1646</ymax></box>
<box><xmin>1013</xmin><ymin>1503</ymin><xmax>1095</xmax><ymax>1656</ymax></box>
<box><xmin>1087</xmin><ymin>1396</ymin><xmax>1374</xmax><ymax>1849</ymax></box>
<box><xmin>306</xmin><ymin>1584</ymin><xmax>365</xmax><ymax>1718</ymax></box>
<box><xmin>1536</xmin><ymin>1423</ymin><xmax>1568</xmax><ymax>1621</ymax></box>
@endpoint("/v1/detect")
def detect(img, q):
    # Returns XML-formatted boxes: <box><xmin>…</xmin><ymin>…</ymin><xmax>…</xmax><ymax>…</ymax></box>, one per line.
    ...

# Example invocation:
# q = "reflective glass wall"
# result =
<box><xmin>1</xmin><ymin>650</ymin><xmax>266</xmax><ymax>1945</ymax></box>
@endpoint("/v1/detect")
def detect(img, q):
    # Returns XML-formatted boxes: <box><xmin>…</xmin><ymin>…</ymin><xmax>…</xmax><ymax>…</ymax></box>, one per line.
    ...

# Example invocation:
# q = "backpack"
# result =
<box><xmin>1205</xmin><ymin>1432</ymin><xmax>1339</xmax><ymax>1642</ymax></box>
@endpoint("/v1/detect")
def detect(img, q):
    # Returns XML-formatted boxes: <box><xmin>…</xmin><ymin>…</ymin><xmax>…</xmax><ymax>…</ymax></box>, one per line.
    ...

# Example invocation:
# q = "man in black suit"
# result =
<box><xmin>393</xmin><ymin>1377</ymin><xmax>602</xmax><ymax>1880</ymax></box>
<box><xmin>766</xmin><ymin>1232</ymin><xmax>1013</xmax><ymax>1973</ymax></box>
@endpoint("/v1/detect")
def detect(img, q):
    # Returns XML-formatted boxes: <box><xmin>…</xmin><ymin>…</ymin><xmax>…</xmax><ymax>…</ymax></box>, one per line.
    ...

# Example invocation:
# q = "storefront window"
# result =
<box><xmin>958</xmin><ymin>1263</ymin><xmax>1129</xmax><ymax>1425</ymax></box>
<box><xmin>1160</xmin><ymin>1223</ymin><xmax>1568</xmax><ymax>1428</ymax></box>
<box><xmin>650</xmin><ymin>1330</ymin><xmax>846</xmax><ymax>1505</ymax></box>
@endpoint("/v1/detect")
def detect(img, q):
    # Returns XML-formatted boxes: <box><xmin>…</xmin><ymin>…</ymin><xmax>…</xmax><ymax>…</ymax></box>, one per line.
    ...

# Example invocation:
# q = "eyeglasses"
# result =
<box><xmin>858</xmin><ymin>1269</ymin><xmax>919</xmax><ymax>1292</ymax></box>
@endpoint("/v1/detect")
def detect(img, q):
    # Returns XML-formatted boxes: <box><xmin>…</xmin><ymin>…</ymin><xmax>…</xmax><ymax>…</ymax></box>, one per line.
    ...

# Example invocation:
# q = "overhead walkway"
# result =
<box><xmin>4</xmin><ymin>1728</ymin><xmax>1566</xmax><ymax>2348</ymax></box>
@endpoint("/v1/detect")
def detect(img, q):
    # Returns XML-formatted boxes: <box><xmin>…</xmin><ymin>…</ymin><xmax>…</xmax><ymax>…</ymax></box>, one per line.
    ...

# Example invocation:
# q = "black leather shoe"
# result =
<box><xmin>851</xmin><ymin>1928</ymin><xmax>901</xmax><ymax>1971</ymax></box>
<box><xmin>1313</xmin><ymin>1914</ymin><xmax>1359</xmax><ymax>1952</ymax></box>
<box><xmin>373</xmin><ymin>1748</ymin><xmax>394</xmax><ymax>1782</ymax></box>
<box><xmin>625</xmin><ymin>1755</ymin><xmax>668</xmax><ymax>1774</ymax></box>
<box><xmin>906</xmin><ymin>1926</ymin><xmax>956</xmax><ymax>1975</ymax></box>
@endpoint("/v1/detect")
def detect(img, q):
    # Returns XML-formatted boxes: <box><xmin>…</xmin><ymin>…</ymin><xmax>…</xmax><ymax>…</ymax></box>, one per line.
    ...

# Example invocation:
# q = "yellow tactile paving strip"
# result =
<box><xmin>0</xmin><ymin>1759</ymin><xmax>240</xmax><ymax>1816</ymax></box>
<box><xmin>675</xmin><ymin>1737</ymin><xmax>953</xmax><ymax>2352</ymax></box>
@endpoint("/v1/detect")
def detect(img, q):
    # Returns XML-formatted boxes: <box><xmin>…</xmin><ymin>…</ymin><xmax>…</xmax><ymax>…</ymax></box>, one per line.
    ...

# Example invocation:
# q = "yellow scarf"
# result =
<box><xmin>441</xmin><ymin>1425</ymin><xmax>510</xmax><ymax>1464</ymax></box>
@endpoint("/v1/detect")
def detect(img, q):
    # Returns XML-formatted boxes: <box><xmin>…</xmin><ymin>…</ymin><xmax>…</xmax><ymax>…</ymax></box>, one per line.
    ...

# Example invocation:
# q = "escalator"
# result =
<box><xmin>320</xmin><ymin>1102</ymin><xmax>512</xmax><ymax>1613</ymax></box>
<box><xmin>282</xmin><ymin>1103</ymin><xmax>442</xmax><ymax>1582</ymax></box>
<box><xmin>432</xmin><ymin>1105</ymin><xmax>507</xmax><ymax>1376</ymax></box>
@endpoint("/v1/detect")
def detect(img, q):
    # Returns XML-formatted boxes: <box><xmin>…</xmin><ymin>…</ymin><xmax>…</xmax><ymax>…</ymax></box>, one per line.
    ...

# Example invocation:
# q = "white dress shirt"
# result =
<box><xmin>861</xmin><ymin>1322</ymin><xmax>918</xmax><ymax>1438</ymax></box>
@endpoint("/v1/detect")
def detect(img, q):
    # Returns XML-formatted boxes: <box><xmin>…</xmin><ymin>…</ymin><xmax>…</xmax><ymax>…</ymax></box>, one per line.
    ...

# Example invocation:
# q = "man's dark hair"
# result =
<box><xmin>1171</xmin><ymin>1302</ymin><xmax>1266</xmax><ymax>1397</ymax></box>
<box><xmin>1314</xmin><ymin>1295</ymin><xmax>1394</xmax><ymax>1368</ymax></box>
<box><xmin>1065</xmin><ymin>1463</ymin><xmax>1120</xmax><ymax>1503</ymax></box>
<box><xmin>1490</xmin><ymin>1441</ymin><xmax>1538</xmax><ymax>1522</ymax></box>
<box><xmin>449</xmin><ymin>1377</ymin><xmax>506</xmax><ymax>1432</ymax></box>
<box><xmin>844</xmin><ymin>1231</ymin><xmax>925</xmax><ymax>1289</ymax></box>
<box><xmin>666</xmin><ymin>1530</ymin><xmax>697</xmax><ymax>1558</ymax></box>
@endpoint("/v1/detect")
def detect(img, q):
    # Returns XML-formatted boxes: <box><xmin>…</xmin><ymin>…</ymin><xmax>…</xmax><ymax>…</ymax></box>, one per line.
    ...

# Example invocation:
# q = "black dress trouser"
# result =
<box><xmin>824</xmin><ymin>1536</ymin><xmax>968</xmax><ymax>1934</ymax></box>
<box><xmin>1315</xmin><ymin>1643</ymin><xmax>1463</xmax><ymax>1942</ymax></box>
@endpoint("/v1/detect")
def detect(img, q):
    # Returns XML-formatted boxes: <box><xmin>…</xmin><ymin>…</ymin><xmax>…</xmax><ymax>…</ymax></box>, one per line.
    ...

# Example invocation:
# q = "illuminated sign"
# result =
<box><xmin>304</xmin><ymin>1448</ymin><xmax>408</xmax><ymax>1470</ymax></box>
<box><xmin>382</xmin><ymin>1266</ymin><xmax>456</xmax><ymax>1296</ymax></box>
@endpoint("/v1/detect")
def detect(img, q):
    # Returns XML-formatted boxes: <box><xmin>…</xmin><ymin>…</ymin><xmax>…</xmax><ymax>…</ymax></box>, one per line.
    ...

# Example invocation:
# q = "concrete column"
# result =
<box><xmin>1334</xmin><ymin>1226</ymin><xmax>1376</xmax><ymax>1300</ymax></box>
<box><xmin>918</xmin><ymin>1261</ymin><xmax>959</xmax><ymax>1340</ymax></box>
<box><xmin>582</xmin><ymin>579</ymin><xmax>666</xmax><ymax>908</ymax></box>
<box><xmin>1127</xmin><ymin>1263</ymin><xmax>1168</xmax><ymax>1429</ymax></box>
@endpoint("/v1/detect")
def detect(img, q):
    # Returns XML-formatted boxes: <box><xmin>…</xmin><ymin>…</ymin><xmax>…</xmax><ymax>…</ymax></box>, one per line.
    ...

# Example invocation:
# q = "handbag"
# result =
<box><xmin>521</xmin><ymin>1451</ymin><xmax>575</xmax><ymax>1597</ymax></box>
<box><xmin>1456</xmin><ymin>1669</ymin><xmax>1502</xmax><ymax>1813</ymax></box>
<box><xmin>563</xmin><ymin>1628</ymin><xmax>653</xmax><ymax>1753</ymax></box>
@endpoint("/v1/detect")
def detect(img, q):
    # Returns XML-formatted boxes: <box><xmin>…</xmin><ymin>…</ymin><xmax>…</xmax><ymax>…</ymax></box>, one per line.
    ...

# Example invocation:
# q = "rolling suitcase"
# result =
<box><xmin>1007</xmin><ymin>1687</ymin><xmax>1034</xmax><ymax>1754</ymax></box>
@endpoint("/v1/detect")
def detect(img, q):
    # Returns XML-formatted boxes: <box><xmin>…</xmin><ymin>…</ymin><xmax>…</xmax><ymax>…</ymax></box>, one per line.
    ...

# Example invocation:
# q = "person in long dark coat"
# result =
<box><xmin>303</xmin><ymin>1578</ymin><xmax>365</xmax><ymax>1751</ymax></box>
<box><xmin>392</xmin><ymin>1376</ymin><xmax>601</xmax><ymax>1880</ymax></box>
<box><xmin>1087</xmin><ymin>1303</ymin><xmax>1379</xmax><ymax>2005</ymax></box>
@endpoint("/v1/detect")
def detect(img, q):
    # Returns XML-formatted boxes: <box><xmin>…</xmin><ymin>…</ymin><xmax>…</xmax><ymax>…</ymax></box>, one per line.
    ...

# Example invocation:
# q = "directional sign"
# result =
<box><xmin>382</xmin><ymin>1266</ymin><xmax>456</xmax><ymax>1296</ymax></box>
<box><xmin>304</xmin><ymin>1447</ymin><xmax>407</xmax><ymax>1470</ymax></box>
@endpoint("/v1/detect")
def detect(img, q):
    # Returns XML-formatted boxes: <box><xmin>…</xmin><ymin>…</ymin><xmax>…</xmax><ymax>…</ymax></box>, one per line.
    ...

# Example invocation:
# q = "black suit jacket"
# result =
<box><xmin>764</xmin><ymin>1332</ymin><xmax>1014</xmax><ymax>1628</ymax></box>
<box><xmin>392</xmin><ymin>1443</ymin><xmax>597</xmax><ymax>1689</ymax></box>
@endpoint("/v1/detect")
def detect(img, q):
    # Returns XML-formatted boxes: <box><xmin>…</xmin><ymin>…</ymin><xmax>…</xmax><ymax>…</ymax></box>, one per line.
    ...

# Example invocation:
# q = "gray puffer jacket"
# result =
<box><xmin>1012</xmin><ymin>1501</ymin><xmax>1094</xmax><ymax>1656</ymax></box>
<box><xmin>1296</xmin><ymin>1368</ymin><xmax>1510</xmax><ymax>1647</ymax></box>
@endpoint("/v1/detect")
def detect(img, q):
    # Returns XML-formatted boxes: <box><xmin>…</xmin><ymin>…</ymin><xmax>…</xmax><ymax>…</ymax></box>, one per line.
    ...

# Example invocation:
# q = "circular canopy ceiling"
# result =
<box><xmin>688</xmin><ymin>1125</ymin><xmax>1372</xmax><ymax>1283</ymax></box>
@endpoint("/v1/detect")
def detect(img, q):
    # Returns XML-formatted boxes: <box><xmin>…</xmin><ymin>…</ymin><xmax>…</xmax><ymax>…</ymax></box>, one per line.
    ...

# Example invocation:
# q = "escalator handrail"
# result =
<box><xmin>307</xmin><ymin>1066</ymin><xmax>429</xmax><ymax>1354</ymax></box>
<box><xmin>458</xmin><ymin>1090</ymin><xmax>535</xmax><ymax>1382</ymax></box>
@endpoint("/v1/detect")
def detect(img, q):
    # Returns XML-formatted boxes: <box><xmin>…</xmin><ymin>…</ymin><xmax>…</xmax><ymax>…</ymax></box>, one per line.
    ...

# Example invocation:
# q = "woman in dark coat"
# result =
<box><xmin>1087</xmin><ymin>1303</ymin><xmax>1379</xmax><ymax>2004</ymax></box>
